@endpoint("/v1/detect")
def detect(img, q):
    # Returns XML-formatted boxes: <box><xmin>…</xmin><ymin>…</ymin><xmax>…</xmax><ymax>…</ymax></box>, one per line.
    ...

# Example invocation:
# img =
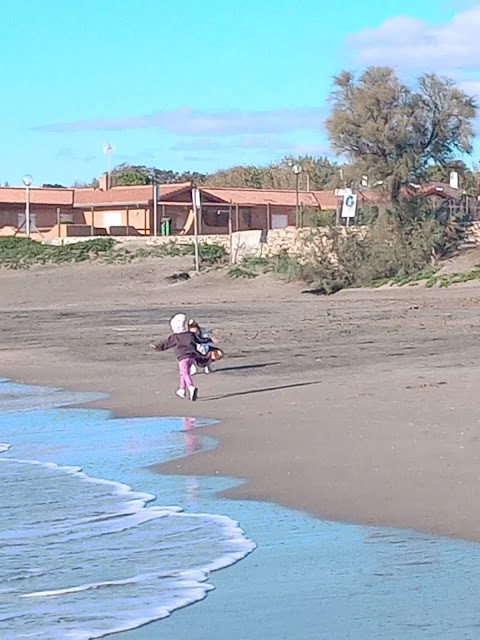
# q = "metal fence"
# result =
<box><xmin>441</xmin><ymin>198</ymin><xmax>480</xmax><ymax>223</ymax></box>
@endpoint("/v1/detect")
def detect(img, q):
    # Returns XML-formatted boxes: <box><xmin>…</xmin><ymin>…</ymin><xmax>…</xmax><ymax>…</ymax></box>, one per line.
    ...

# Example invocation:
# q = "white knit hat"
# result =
<box><xmin>170</xmin><ymin>313</ymin><xmax>187</xmax><ymax>334</ymax></box>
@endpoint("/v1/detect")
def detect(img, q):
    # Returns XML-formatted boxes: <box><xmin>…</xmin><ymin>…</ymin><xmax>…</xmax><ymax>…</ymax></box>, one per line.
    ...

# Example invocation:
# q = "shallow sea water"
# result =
<box><xmin>1</xmin><ymin>379</ymin><xmax>480</xmax><ymax>639</ymax></box>
<box><xmin>0</xmin><ymin>381</ymin><xmax>254</xmax><ymax>639</ymax></box>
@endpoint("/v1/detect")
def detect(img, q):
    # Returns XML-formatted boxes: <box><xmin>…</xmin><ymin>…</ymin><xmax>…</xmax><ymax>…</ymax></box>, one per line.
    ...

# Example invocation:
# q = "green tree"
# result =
<box><xmin>203</xmin><ymin>165</ymin><xmax>263</xmax><ymax>188</ymax></box>
<box><xmin>263</xmin><ymin>156</ymin><xmax>340</xmax><ymax>190</ymax></box>
<box><xmin>462</xmin><ymin>166</ymin><xmax>480</xmax><ymax>195</ymax></box>
<box><xmin>109</xmin><ymin>164</ymin><xmax>207</xmax><ymax>186</ymax></box>
<box><xmin>72</xmin><ymin>179</ymin><xmax>99</xmax><ymax>188</ymax></box>
<box><xmin>326</xmin><ymin>67</ymin><xmax>477</xmax><ymax>200</ymax></box>
<box><xmin>204</xmin><ymin>156</ymin><xmax>342</xmax><ymax>191</ymax></box>
<box><xmin>425</xmin><ymin>161</ymin><xmax>480</xmax><ymax>195</ymax></box>
<box><xmin>177</xmin><ymin>171</ymin><xmax>207</xmax><ymax>184</ymax></box>
<box><xmin>109</xmin><ymin>164</ymin><xmax>154</xmax><ymax>186</ymax></box>
<box><xmin>304</xmin><ymin>156</ymin><xmax>341</xmax><ymax>190</ymax></box>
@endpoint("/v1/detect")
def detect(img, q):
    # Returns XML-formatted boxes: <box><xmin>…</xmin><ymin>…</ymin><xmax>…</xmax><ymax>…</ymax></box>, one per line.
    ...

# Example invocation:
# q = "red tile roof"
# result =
<box><xmin>0</xmin><ymin>181</ymin><xmax>459</xmax><ymax>211</ymax></box>
<box><xmin>0</xmin><ymin>187</ymin><xmax>74</xmax><ymax>206</ymax></box>
<box><xmin>417</xmin><ymin>182</ymin><xmax>460</xmax><ymax>200</ymax></box>
<box><xmin>73</xmin><ymin>183</ymin><xmax>340</xmax><ymax>210</ymax></box>
<box><xmin>357</xmin><ymin>182</ymin><xmax>461</xmax><ymax>204</ymax></box>
<box><xmin>73</xmin><ymin>182</ymin><xmax>192</xmax><ymax>207</ymax></box>
<box><xmin>0</xmin><ymin>182</ymin><xmax>339</xmax><ymax>210</ymax></box>
<box><xmin>200</xmin><ymin>186</ymin><xmax>336</xmax><ymax>209</ymax></box>
<box><xmin>74</xmin><ymin>185</ymin><xmax>152</xmax><ymax>207</ymax></box>
<box><xmin>311</xmin><ymin>191</ymin><xmax>338</xmax><ymax>209</ymax></box>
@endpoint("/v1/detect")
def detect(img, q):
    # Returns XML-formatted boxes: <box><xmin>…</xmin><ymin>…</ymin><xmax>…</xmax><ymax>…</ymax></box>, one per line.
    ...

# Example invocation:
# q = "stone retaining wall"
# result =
<box><xmin>230</xmin><ymin>227</ymin><xmax>362</xmax><ymax>263</ymax></box>
<box><xmin>46</xmin><ymin>228</ymin><xmax>354</xmax><ymax>263</ymax></box>
<box><xmin>464</xmin><ymin>222</ymin><xmax>480</xmax><ymax>245</ymax></box>
<box><xmin>48</xmin><ymin>234</ymin><xmax>230</xmax><ymax>249</ymax></box>
<box><xmin>46</xmin><ymin>222</ymin><xmax>480</xmax><ymax>262</ymax></box>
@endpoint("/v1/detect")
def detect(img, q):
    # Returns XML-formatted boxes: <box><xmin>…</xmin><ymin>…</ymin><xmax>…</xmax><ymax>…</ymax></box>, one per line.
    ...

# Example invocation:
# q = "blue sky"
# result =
<box><xmin>0</xmin><ymin>0</ymin><xmax>479</xmax><ymax>186</ymax></box>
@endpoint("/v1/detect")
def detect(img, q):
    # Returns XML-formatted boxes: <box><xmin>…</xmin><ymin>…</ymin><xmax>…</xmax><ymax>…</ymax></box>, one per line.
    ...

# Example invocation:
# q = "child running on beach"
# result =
<box><xmin>150</xmin><ymin>313</ymin><xmax>198</xmax><ymax>401</ymax></box>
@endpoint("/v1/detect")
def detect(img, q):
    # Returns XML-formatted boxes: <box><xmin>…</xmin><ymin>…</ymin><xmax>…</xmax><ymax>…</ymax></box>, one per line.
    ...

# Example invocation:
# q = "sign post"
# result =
<box><xmin>192</xmin><ymin>187</ymin><xmax>201</xmax><ymax>273</ymax></box>
<box><xmin>341</xmin><ymin>192</ymin><xmax>357</xmax><ymax>227</ymax></box>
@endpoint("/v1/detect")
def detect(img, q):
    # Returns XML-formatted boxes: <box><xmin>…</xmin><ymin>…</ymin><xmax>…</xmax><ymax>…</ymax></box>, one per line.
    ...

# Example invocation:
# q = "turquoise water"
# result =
<box><xmin>2</xmin><ymin>379</ymin><xmax>480</xmax><ymax>639</ymax></box>
<box><xmin>0</xmin><ymin>381</ymin><xmax>255</xmax><ymax>639</ymax></box>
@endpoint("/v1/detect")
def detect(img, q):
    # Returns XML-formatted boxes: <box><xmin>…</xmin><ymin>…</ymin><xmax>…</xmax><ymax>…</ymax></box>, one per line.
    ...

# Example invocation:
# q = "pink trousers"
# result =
<box><xmin>178</xmin><ymin>357</ymin><xmax>195</xmax><ymax>390</ymax></box>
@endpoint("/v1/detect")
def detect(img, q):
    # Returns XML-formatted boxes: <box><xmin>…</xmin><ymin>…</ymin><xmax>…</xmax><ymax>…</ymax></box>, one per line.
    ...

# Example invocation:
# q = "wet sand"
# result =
<box><xmin>2</xmin><ymin>257</ymin><xmax>480</xmax><ymax>540</ymax></box>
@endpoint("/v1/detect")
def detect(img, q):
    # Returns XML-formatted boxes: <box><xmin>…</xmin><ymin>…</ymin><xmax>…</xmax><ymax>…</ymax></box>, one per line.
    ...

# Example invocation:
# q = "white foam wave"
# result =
<box><xmin>0</xmin><ymin>452</ymin><xmax>255</xmax><ymax>639</ymax></box>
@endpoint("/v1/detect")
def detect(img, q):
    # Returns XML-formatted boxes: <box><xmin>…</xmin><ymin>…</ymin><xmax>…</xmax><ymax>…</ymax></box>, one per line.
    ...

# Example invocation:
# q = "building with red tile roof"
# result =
<box><xmin>0</xmin><ymin>178</ymin><xmax>338</xmax><ymax>238</ymax></box>
<box><xmin>0</xmin><ymin>175</ymin><xmax>466</xmax><ymax>239</ymax></box>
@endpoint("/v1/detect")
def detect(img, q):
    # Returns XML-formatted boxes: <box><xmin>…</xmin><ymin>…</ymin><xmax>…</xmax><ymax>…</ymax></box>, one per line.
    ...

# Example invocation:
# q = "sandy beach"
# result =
<box><xmin>2</xmin><ymin>255</ymin><xmax>480</xmax><ymax>541</ymax></box>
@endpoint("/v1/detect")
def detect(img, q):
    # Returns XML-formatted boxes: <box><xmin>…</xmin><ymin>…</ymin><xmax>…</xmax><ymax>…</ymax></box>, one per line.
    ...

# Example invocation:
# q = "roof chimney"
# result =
<box><xmin>449</xmin><ymin>171</ymin><xmax>459</xmax><ymax>190</ymax></box>
<box><xmin>98</xmin><ymin>172</ymin><xmax>111</xmax><ymax>191</ymax></box>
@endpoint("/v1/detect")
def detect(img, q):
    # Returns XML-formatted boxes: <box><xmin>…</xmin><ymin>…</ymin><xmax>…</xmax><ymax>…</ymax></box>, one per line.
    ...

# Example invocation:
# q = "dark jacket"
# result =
<box><xmin>153</xmin><ymin>331</ymin><xmax>197</xmax><ymax>362</ymax></box>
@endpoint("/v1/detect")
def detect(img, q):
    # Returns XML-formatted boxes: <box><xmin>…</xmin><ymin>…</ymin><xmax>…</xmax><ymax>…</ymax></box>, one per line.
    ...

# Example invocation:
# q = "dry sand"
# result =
<box><xmin>2</xmin><ymin>256</ymin><xmax>480</xmax><ymax>541</ymax></box>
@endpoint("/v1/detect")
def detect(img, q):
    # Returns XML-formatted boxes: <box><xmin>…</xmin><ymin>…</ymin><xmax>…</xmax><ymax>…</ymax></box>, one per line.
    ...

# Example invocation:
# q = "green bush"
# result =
<box><xmin>198</xmin><ymin>243</ymin><xmax>227</xmax><ymax>265</ymax></box>
<box><xmin>303</xmin><ymin>208</ymin><xmax>336</xmax><ymax>228</ymax></box>
<box><xmin>270</xmin><ymin>251</ymin><xmax>305</xmax><ymax>280</ymax></box>
<box><xmin>132</xmin><ymin>242</ymin><xmax>227</xmax><ymax>266</ymax></box>
<box><xmin>241</xmin><ymin>256</ymin><xmax>270</xmax><ymax>269</ymax></box>
<box><xmin>0</xmin><ymin>237</ymin><xmax>114</xmax><ymax>268</ymax></box>
<box><xmin>227</xmin><ymin>265</ymin><xmax>258</xmax><ymax>279</ymax></box>
<box><xmin>270</xmin><ymin>198</ymin><xmax>464</xmax><ymax>293</ymax></box>
<box><xmin>0</xmin><ymin>237</ymin><xmax>227</xmax><ymax>270</ymax></box>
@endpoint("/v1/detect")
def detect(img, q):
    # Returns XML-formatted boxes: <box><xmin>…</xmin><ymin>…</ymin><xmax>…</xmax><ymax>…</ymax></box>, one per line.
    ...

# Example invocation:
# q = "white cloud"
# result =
<box><xmin>169</xmin><ymin>135</ymin><xmax>330</xmax><ymax>157</ymax></box>
<box><xmin>348</xmin><ymin>5</ymin><xmax>480</xmax><ymax>72</ymax></box>
<box><xmin>34</xmin><ymin>107</ymin><xmax>326</xmax><ymax>137</ymax></box>
<box><xmin>458</xmin><ymin>78</ymin><xmax>480</xmax><ymax>95</ymax></box>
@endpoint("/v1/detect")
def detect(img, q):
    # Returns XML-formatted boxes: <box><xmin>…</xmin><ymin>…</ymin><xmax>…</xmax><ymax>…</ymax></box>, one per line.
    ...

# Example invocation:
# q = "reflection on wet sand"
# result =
<box><xmin>183</xmin><ymin>417</ymin><xmax>201</xmax><ymax>507</ymax></box>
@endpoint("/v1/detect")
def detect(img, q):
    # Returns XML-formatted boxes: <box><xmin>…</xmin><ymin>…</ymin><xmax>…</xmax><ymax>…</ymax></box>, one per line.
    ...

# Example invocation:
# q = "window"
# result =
<box><xmin>202</xmin><ymin>209</ymin><xmax>229</xmax><ymax>228</ymax></box>
<box><xmin>59</xmin><ymin>212</ymin><xmax>74</xmax><ymax>224</ymax></box>
<box><xmin>17</xmin><ymin>212</ymin><xmax>37</xmax><ymax>230</ymax></box>
<box><xmin>0</xmin><ymin>210</ymin><xmax>17</xmax><ymax>226</ymax></box>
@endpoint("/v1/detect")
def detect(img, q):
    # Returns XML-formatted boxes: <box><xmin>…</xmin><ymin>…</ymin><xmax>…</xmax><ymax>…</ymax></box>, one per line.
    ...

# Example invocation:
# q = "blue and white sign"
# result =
<box><xmin>341</xmin><ymin>193</ymin><xmax>357</xmax><ymax>218</ymax></box>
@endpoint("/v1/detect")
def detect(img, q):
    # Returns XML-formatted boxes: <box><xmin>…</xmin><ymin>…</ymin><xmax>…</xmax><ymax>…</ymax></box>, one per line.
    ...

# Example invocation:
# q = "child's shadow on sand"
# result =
<box><xmin>216</xmin><ymin>362</ymin><xmax>280</xmax><ymax>373</ymax></box>
<box><xmin>203</xmin><ymin>380</ymin><xmax>321</xmax><ymax>401</ymax></box>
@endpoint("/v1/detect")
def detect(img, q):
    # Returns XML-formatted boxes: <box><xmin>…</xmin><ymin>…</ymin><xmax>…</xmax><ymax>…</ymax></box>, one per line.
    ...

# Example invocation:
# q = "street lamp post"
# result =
<box><xmin>152</xmin><ymin>180</ymin><xmax>158</xmax><ymax>237</ymax></box>
<box><xmin>292</xmin><ymin>164</ymin><xmax>302</xmax><ymax>227</ymax></box>
<box><xmin>22</xmin><ymin>174</ymin><xmax>33</xmax><ymax>237</ymax></box>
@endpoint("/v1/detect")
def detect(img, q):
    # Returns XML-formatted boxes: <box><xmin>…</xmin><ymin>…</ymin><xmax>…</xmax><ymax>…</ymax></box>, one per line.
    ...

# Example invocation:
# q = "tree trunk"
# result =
<box><xmin>391</xmin><ymin>179</ymin><xmax>402</xmax><ymax>203</ymax></box>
